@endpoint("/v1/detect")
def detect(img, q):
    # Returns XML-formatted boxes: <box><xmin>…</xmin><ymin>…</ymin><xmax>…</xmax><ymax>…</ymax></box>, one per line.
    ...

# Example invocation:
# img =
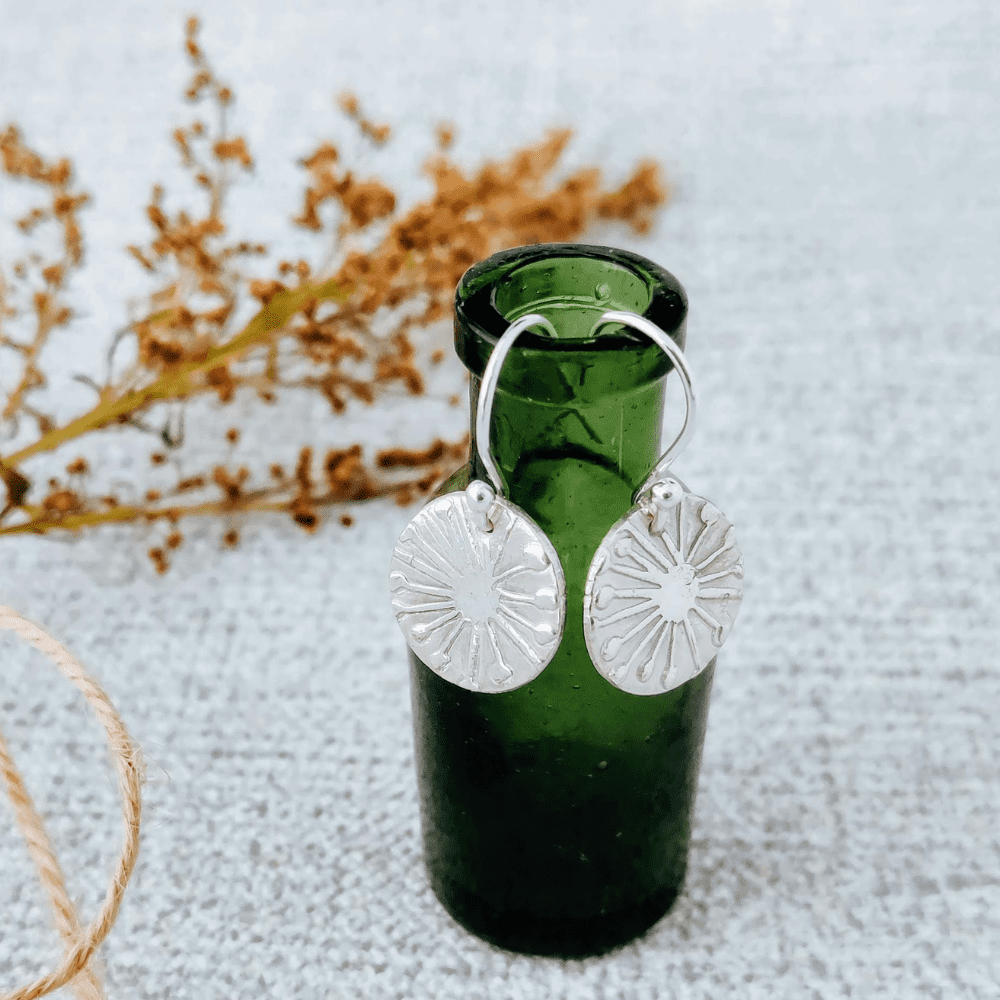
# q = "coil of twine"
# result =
<box><xmin>0</xmin><ymin>606</ymin><xmax>143</xmax><ymax>1000</ymax></box>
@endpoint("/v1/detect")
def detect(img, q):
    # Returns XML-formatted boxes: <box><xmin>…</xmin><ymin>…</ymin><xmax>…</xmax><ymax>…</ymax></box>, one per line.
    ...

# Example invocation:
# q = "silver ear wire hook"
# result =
<box><xmin>582</xmin><ymin>310</ymin><xmax>743</xmax><ymax>697</ymax></box>
<box><xmin>388</xmin><ymin>312</ymin><xmax>566</xmax><ymax>694</ymax></box>
<box><xmin>588</xmin><ymin>310</ymin><xmax>697</xmax><ymax>500</ymax></box>
<box><xmin>475</xmin><ymin>312</ymin><xmax>558</xmax><ymax>497</ymax></box>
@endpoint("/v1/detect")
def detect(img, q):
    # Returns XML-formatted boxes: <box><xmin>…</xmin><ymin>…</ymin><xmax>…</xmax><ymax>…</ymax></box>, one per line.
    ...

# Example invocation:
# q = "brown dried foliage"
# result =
<box><xmin>0</xmin><ymin>124</ymin><xmax>86</xmax><ymax>438</ymax></box>
<box><xmin>0</xmin><ymin>15</ymin><xmax>669</xmax><ymax>572</ymax></box>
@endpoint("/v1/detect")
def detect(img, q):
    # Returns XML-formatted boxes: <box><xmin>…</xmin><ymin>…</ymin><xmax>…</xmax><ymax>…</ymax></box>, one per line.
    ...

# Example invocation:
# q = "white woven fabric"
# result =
<box><xmin>1</xmin><ymin>0</ymin><xmax>998</xmax><ymax>996</ymax></box>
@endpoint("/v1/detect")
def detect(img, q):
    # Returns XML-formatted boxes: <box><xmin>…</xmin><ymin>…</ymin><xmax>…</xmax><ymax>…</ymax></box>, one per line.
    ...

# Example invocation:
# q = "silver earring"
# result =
<box><xmin>583</xmin><ymin>311</ymin><xmax>744</xmax><ymax>696</ymax></box>
<box><xmin>389</xmin><ymin>314</ymin><xmax>567</xmax><ymax>693</ymax></box>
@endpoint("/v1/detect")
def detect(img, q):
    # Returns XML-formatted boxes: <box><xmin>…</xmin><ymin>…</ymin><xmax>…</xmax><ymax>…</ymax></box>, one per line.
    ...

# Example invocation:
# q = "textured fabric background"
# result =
<box><xmin>1</xmin><ymin>0</ymin><xmax>998</xmax><ymax>997</ymax></box>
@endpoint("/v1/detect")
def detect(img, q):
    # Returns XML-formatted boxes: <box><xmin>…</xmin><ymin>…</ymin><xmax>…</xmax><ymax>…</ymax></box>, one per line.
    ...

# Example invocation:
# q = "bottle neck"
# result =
<box><xmin>467</xmin><ymin>343</ymin><xmax>672</xmax><ymax>501</ymax></box>
<box><xmin>457</xmin><ymin>244</ymin><xmax>688</xmax><ymax>519</ymax></box>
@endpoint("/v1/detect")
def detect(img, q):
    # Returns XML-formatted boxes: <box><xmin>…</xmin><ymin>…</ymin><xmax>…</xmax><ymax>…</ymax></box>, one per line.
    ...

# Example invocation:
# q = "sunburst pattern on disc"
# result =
<box><xmin>390</xmin><ymin>490</ymin><xmax>566</xmax><ymax>693</ymax></box>
<box><xmin>584</xmin><ymin>484</ymin><xmax>743</xmax><ymax>696</ymax></box>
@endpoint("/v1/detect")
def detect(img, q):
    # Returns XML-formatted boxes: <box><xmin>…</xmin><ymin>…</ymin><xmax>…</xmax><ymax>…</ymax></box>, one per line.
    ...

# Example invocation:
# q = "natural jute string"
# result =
<box><xmin>0</xmin><ymin>606</ymin><xmax>143</xmax><ymax>1000</ymax></box>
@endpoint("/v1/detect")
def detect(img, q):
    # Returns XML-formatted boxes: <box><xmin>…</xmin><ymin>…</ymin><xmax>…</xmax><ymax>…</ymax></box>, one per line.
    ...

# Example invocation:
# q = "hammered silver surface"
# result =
<box><xmin>390</xmin><ymin>491</ymin><xmax>565</xmax><ymax>692</ymax></box>
<box><xmin>584</xmin><ymin>488</ymin><xmax>744</xmax><ymax>695</ymax></box>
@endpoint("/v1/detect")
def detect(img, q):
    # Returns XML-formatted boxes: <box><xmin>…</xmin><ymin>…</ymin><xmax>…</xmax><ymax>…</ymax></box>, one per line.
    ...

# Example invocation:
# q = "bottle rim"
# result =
<box><xmin>454</xmin><ymin>243</ymin><xmax>687</xmax><ymax>377</ymax></box>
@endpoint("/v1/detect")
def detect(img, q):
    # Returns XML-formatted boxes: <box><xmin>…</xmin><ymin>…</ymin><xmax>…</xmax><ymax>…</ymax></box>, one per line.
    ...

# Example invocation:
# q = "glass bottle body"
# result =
<box><xmin>408</xmin><ymin>245</ymin><xmax>714</xmax><ymax>957</ymax></box>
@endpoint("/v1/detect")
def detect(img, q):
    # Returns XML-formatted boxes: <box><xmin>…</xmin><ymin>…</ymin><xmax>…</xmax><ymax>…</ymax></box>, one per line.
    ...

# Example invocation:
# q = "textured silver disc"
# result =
<box><xmin>390</xmin><ymin>487</ymin><xmax>566</xmax><ymax>693</ymax></box>
<box><xmin>584</xmin><ymin>480</ymin><xmax>743</xmax><ymax>696</ymax></box>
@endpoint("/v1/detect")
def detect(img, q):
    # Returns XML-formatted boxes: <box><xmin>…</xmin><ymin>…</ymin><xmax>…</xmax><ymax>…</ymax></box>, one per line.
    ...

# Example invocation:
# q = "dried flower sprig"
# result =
<box><xmin>0</xmin><ymin>15</ymin><xmax>669</xmax><ymax>572</ymax></box>
<box><xmin>0</xmin><ymin>124</ymin><xmax>87</xmax><ymax>437</ymax></box>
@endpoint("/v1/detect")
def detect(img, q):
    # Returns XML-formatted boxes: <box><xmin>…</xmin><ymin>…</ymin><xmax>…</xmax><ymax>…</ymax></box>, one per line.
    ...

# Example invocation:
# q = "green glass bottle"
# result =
<box><xmin>408</xmin><ymin>244</ymin><xmax>715</xmax><ymax>957</ymax></box>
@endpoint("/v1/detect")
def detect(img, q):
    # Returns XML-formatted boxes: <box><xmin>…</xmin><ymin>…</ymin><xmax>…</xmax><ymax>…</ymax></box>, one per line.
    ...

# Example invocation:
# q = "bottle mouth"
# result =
<box><xmin>494</xmin><ymin>256</ymin><xmax>651</xmax><ymax>339</ymax></box>
<box><xmin>455</xmin><ymin>243</ymin><xmax>687</xmax><ymax>377</ymax></box>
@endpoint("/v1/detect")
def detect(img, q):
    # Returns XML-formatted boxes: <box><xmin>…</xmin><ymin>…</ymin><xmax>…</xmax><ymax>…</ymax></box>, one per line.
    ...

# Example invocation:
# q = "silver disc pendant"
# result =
<box><xmin>390</xmin><ymin>482</ymin><xmax>566</xmax><ymax>693</ymax></box>
<box><xmin>584</xmin><ymin>478</ymin><xmax>744</xmax><ymax>696</ymax></box>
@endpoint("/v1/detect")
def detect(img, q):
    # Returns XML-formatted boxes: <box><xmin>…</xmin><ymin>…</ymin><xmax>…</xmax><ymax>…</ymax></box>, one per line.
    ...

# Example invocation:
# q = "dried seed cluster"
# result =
<box><xmin>0</xmin><ymin>15</ymin><xmax>669</xmax><ymax>573</ymax></box>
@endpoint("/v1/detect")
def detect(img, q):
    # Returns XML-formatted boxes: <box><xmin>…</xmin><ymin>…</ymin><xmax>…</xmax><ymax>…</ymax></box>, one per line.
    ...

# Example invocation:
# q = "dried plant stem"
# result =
<box><xmin>0</xmin><ymin>607</ymin><xmax>142</xmax><ymax>1000</ymax></box>
<box><xmin>0</xmin><ymin>479</ymin><xmax>410</xmax><ymax>538</ymax></box>
<box><xmin>4</xmin><ymin>278</ymin><xmax>347</xmax><ymax>467</ymax></box>
<box><xmin>1</xmin><ymin>314</ymin><xmax>55</xmax><ymax>426</ymax></box>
